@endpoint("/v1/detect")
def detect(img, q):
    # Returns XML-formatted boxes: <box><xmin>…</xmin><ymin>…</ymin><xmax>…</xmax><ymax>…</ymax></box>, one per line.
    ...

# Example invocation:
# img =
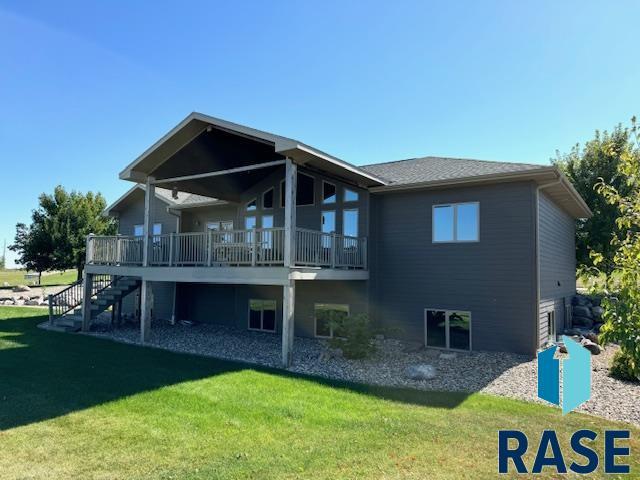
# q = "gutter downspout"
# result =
<box><xmin>534</xmin><ymin>174</ymin><xmax>563</xmax><ymax>351</ymax></box>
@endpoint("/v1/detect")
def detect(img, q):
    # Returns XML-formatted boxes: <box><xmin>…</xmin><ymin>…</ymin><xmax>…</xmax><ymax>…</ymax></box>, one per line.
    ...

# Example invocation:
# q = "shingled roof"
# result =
<box><xmin>360</xmin><ymin>156</ymin><xmax>547</xmax><ymax>186</ymax></box>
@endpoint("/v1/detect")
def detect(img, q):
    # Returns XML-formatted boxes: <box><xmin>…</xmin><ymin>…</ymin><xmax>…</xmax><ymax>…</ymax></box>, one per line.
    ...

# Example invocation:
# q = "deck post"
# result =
<box><xmin>283</xmin><ymin>158</ymin><xmax>297</xmax><ymax>267</ymax></box>
<box><xmin>142</xmin><ymin>176</ymin><xmax>155</xmax><ymax>267</ymax></box>
<box><xmin>169</xmin><ymin>233</ymin><xmax>175</xmax><ymax>267</ymax></box>
<box><xmin>81</xmin><ymin>272</ymin><xmax>94</xmax><ymax>332</ymax></box>
<box><xmin>282</xmin><ymin>279</ymin><xmax>295</xmax><ymax>367</ymax></box>
<box><xmin>140</xmin><ymin>280</ymin><xmax>153</xmax><ymax>343</ymax></box>
<box><xmin>48</xmin><ymin>294</ymin><xmax>54</xmax><ymax>325</ymax></box>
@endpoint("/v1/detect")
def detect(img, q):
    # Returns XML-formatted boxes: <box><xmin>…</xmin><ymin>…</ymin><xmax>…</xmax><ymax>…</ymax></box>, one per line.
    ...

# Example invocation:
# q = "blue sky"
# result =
<box><xmin>1</xmin><ymin>1</ymin><xmax>638</xmax><ymax>267</ymax></box>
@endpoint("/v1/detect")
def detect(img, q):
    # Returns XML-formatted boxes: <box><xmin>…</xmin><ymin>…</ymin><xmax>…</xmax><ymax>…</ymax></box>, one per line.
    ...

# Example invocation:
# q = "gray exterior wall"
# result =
<box><xmin>179</xmin><ymin>167</ymin><xmax>369</xmax><ymax>238</ymax></box>
<box><xmin>369</xmin><ymin>181</ymin><xmax>538</xmax><ymax>355</ymax></box>
<box><xmin>175</xmin><ymin>281</ymin><xmax>368</xmax><ymax>337</ymax></box>
<box><xmin>116</xmin><ymin>189</ymin><xmax>179</xmax><ymax>320</ymax></box>
<box><xmin>538</xmin><ymin>191</ymin><xmax>576</xmax><ymax>345</ymax></box>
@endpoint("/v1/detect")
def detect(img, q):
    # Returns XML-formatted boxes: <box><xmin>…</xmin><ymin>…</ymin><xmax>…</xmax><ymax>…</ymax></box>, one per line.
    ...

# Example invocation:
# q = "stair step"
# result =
<box><xmin>56</xmin><ymin>316</ymin><xmax>82</xmax><ymax>328</ymax></box>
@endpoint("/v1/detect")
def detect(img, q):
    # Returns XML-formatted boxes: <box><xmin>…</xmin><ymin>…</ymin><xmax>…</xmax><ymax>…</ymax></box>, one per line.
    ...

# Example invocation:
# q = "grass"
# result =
<box><xmin>0</xmin><ymin>307</ymin><xmax>637</xmax><ymax>479</ymax></box>
<box><xmin>0</xmin><ymin>269</ymin><xmax>78</xmax><ymax>288</ymax></box>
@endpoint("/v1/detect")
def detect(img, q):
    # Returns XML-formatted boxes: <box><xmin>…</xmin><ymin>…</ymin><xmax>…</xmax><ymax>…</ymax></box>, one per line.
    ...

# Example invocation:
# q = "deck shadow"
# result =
<box><xmin>0</xmin><ymin>311</ymin><xmax>513</xmax><ymax>430</ymax></box>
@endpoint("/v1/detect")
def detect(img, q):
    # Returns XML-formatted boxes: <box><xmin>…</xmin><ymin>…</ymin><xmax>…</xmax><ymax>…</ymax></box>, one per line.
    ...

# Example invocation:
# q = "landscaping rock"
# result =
<box><xmin>591</xmin><ymin>306</ymin><xmax>604</xmax><ymax>318</ymax></box>
<box><xmin>581</xmin><ymin>338</ymin><xmax>602</xmax><ymax>355</ymax></box>
<box><xmin>584</xmin><ymin>332</ymin><xmax>600</xmax><ymax>345</ymax></box>
<box><xmin>439</xmin><ymin>352</ymin><xmax>457</xmax><ymax>360</ymax></box>
<box><xmin>12</xmin><ymin>285</ymin><xmax>31</xmax><ymax>293</ymax></box>
<box><xmin>593</xmin><ymin>322</ymin><xmax>604</xmax><ymax>333</ymax></box>
<box><xmin>558</xmin><ymin>344</ymin><xmax>568</xmax><ymax>354</ymax></box>
<box><xmin>572</xmin><ymin>295</ymin><xmax>591</xmax><ymax>307</ymax></box>
<box><xmin>405</xmin><ymin>364</ymin><xmax>437</xmax><ymax>381</ymax></box>
<box><xmin>573</xmin><ymin>305</ymin><xmax>592</xmax><ymax>318</ymax></box>
<box><xmin>24</xmin><ymin>299</ymin><xmax>40</xmax><ymax>306</ymax></box>
<box><xmin>572</xmin><ymin>316</ymin><xmax>594</xmax><ymax>328</ymax></box>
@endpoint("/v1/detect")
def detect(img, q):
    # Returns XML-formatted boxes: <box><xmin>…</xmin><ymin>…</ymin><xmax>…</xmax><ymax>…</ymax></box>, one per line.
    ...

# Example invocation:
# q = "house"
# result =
<box><xmin>49</xmin><ymin>112</ymin><xmax>592</xmax><ymax>366</ymax></box>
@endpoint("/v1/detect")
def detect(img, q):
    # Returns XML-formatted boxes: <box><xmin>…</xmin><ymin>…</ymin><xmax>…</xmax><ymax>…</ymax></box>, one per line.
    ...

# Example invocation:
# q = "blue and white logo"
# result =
<box><xmin>537</xmin><ymin>335</ymin><xmax>591</xmax><ymax>414</ymax></box>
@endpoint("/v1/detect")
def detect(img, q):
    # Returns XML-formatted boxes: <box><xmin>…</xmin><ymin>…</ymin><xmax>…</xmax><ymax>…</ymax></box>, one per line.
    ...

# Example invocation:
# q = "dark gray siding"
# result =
<box><xmin>369</xmin><ymin>181</ymin><xmax>538</xmax><ymax>355</ymax></box>
<box><xmin>117</xmin><ymin>189</ymin><xmax>178</xmax><ymax>236</ymax></box>
<box><xmin>175</xmin><ymin>281</ymin><xmax>368</xmax><ymax>337</ymax></box>
<box><xmin>538</xmin><ymin>191</ymin><xmax>576</xmax><ymax>345</ymax></box>
<box><xmin>115</xmin><ymin>190</ymin><xmax>178</xmax><ymax>320</ymax></box>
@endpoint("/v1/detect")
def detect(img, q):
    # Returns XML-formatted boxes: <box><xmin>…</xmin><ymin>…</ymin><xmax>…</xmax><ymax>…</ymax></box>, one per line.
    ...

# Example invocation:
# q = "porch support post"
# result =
<box><xmin>282</xmin><ymin>279</ymin><xmax>295</xmax><ymax>367</ymax></box>
<box><xmin>81</xmin><ymin>272</ymin><xmax>94</xmax><ymax>332</ymax></box>
<box><xmin>140</xmin><ymin>279</ymin><xmax>153</xmax><ymax>343</ymax></box>
<box><xmin>142</xmin><ymin>176</ymin><xmax>155</xmax><ymax>267</ymax></box>
<box><xmin>283</xmin><ymin>158</ymin><xmax>297</xmax><ymax>267</ymax></box>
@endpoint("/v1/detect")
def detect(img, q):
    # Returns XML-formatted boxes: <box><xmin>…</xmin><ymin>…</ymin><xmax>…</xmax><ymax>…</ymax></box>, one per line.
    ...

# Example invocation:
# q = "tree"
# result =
<box><xmin>10</xmin><ymin>186</ymin><xmax>116</xmax><ymax>281</ymax></box>
<box><xmin>591</xmin><ymin>117</ymin><xmax>640</xmax><ymax>381</ymax></box>
<box><xmin>554</xmin><ymin>125</ymin><xmax>637</xmax><ymax>272</ymax></box>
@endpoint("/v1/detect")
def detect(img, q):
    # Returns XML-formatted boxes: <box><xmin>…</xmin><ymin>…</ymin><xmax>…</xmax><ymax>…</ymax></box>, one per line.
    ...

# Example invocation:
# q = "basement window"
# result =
<box><xmin>314</xmin><ymin>303</ymin><xmax>349</xmax><ymax>338</ymax></box>
<box><xmin>547</xmin><ymin>311</ymin><xmax>556</xmax><ymax>343</ymax></box>
<box><xmin>424</xmin><ymin>309</ymin><xmax>471</xmax><ymax>350</ymax></box>
<box><xmin>248</xmin><ymin>299</ymin><xmax>276</xmax><ymax>332</ymax></box>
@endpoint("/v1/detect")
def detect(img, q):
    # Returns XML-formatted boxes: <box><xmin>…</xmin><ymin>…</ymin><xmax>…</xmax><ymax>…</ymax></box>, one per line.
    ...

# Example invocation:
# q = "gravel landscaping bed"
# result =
<box><xmin>86</xmin><ymin>320</ymin><xmax>640</xmax><ymax>427</ymax></box>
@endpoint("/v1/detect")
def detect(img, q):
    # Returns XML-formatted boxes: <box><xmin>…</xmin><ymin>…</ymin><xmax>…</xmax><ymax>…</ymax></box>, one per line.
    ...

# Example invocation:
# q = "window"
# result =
<box><xmin>262</xmin><ymin>188</ymin><xmax>274</xmax><ymax>209</ymax></box>
<box><xmin>424</xmin><ymin>309</ymin><xmax>471</xmax><ymax>350</ymax></box>
<box><xmin>297</xmin><ymin>172</ymin><xmax>314</xmax><ymax>206</ymax></box>
<box><xmin>314</xmin><ymin>303</ymin><xmax>349</xmax><ymax>338</ymax></box>
<box><xmin>248</xmin><ymin>299</ymin><xmax>277</xmax><ymax>332</ymax></box>
<box><xmin>280</xmin><ymin>172</ymin><xmax>315</xmax><ymax>207</ymax></box>
<box><xmin>261</xmin><ymin>215</ymin><xmax>274</xmax><ymax>248</ymax></box>
<box><xmin>245</xmin><ymin>216</ymin><xmax>257</xmax><ymax>242</ymax></box>
<box><xmin>432</xmin><ymin>202</ymin><xmax>479</xmax><ymax>243</ymax></box>
<box><xmin>321</xmin><ymin>211</ymin><xmax>336</xmax><ymax>248</ymax></box>
<box><xmin>207</xmin><ymin>221</ymin><xmax>233</xmax><ymax>242</ymax></box>
<box><xmin>246</xmin><ymin>198</ymin><xmax>257</xmax><ymax>211</ymax></box>
<box><xmin>343</xmin><ymin>209</ymin><xmax>358</xmax><ymax>238</ymax></box>
<box><xmin>133</xmin><ymin>223</ymin><xmax>161</xmax><ymax>236</ymax></box>
<box><xmin>547</xmin><ymin>311</ymin><xmax>556</xmax><ymax>343</ymax></box>
<box><xmin>322</xmin><ymin>181</ymin><xmax>336</xmax><ymax>204</ymax></box>
<box><xmin>344</xmin><ymin>188</ymin><xmax>359</xmax><ymax>202</ymax></box>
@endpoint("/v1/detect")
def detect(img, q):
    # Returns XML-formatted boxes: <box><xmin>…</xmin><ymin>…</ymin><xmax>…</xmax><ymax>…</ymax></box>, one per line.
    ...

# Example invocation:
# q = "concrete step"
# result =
<box><xmin>56</xmin><ymin>315</ymin><xmax>82</xmax><ymax>327</ymax></box>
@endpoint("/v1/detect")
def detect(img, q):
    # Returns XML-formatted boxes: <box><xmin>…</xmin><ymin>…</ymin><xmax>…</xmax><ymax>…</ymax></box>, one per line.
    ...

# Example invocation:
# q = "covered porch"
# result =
<box><xmin>84</xmin><ymin>113</ymin><xmax>384</xmax><ymax>366</ymax></box>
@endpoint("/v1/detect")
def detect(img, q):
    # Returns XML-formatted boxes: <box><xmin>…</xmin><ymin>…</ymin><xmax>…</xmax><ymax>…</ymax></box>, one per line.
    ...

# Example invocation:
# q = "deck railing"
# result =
<box><xmin>48</xmin><ymin>274</ymin><xmax>113</xmax><ymax>323</ymax></box>
<box><xmin>87</xmin><ymin>227</ymin><xmax>366</xmax><ymax>269</ymax></box>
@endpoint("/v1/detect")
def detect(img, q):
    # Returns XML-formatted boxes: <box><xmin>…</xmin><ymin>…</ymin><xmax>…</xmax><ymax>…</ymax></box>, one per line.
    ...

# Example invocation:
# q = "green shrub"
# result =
<box><xmin>328</xmin><ymin>312</ymin><xmax>376</xmax><ymax>359</ymax></box>
<box><xmin>610</xmin><ymin>349</ymin><xmax>639</xmax><ymax>382</ymax></box>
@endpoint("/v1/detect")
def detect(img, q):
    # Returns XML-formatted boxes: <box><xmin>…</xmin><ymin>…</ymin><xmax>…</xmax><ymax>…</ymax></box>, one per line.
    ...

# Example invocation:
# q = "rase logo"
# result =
<box><xmin>538</xmin><ymin>335</ymin><xmax>591</xmax><ymax>414</ymax></box>
<box><xmin>497</xmin><ymin>337</ymin><xmax>632</xmax><ymax>474</ymax></box>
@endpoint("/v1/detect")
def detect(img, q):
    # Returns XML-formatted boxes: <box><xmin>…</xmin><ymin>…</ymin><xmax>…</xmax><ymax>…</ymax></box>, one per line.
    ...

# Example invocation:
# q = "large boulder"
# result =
<box><xmin>405</xmin><ymin>364</ymin><xmax>437</xmax><ymax>381</ymax></box>
<box><xmin>580</xmin><ymin>338</ymin><xmax>602</xmax><ymax>355</ymax></box>
<box><xmin>25</xmin><ymin>299</ymin><xmax>40</xmax><ymax>306</ymax></box>
<box><xmin>591</xmin><ymin>306</ymin><xmax>604</xmax><ymax>319</ymax></box>
<box><xmin>572</xmin><ymin>295</ymin><xmax>591</xmax><ymax>307</ymax></box>
<box><xmin>12</xmin><ymin>285</ymin><xmax>31</xmax><ymax>293</ymax></box>
<box><xmin>573</xmin><ymin>305</ymin><xmax>592</xmax><ymax>318</ymax></box>
<box><xmin>572</xmin><ymin>316</ymin><xmax>594</xmax><ymax>329</ymax></box>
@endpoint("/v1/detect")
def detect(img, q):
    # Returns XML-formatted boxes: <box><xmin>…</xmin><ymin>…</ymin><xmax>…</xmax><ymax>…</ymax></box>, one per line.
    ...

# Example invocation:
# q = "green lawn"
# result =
<box><xmin>0</xmin><ymin>269</ymin><xmax>77</xmax><ymax>288</ymax></box>
<box><xmin>0</xmin><ymin>307</ymin><xmax>637</xmax><ymax>479</ymax></box>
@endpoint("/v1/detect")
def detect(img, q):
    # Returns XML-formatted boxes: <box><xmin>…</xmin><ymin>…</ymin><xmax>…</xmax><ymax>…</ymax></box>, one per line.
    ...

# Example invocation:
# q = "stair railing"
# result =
<box><xmin>48</xmin><ymin>274</ymin><xmax>115</xmax><ymax>324</ymax></box>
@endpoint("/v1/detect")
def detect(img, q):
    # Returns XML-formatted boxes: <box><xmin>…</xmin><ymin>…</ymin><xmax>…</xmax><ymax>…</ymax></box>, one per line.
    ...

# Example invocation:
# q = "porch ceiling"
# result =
<box><xmin>119</xmin><ymin>112</ymin><xmax>387</xmax><ymax>195</ymax></box>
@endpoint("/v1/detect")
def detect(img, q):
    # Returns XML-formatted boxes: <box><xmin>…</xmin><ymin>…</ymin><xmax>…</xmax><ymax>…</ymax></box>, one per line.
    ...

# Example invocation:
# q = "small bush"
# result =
<box><xmin>610</xmin><ymin>350</ymin><xmax>639</xmax><ymax>382</ymax></box>
<box><xmin>328</xmin><ymin>312</ymin><xmax>376</xmax><ymax>359</ymax></box>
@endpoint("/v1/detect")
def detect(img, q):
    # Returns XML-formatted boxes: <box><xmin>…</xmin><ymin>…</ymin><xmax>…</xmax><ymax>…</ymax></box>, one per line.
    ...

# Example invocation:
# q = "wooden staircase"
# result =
<box><xmin>47</xmin><ymin>276</ymin><xmax>140</xmax><ymax>332</ymax></box>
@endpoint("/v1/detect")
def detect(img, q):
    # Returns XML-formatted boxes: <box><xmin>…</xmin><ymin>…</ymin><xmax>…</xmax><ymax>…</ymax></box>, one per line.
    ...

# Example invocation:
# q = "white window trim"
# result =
<box><xmin>423</xmin><ymin>308</ymin><xmax>472</xmax><ymax>351</ymax></box>
<box><xmin>432</xmin><ymin>202</ymin><xmax>480</xmax><ymax>243</ymax></box>
<box><xmin>134</xmin><ymin>223</ymin><xmax>161</xmax><ymax>236</ymax></box>
<box><xmin>342</xmin><ymin>208</ymin><xmax>359</xmax><ymax>238</ymax></box>
<box><xmin>314</xmin><ymin>303</ymin><xmax>350</xmax><ymax>338</ymax></box>
<box><xmin>322</xmin><ymin>180</ymin><xmax>337</xmax><ymax>204</ymax></box>
<box><xmin>343</xmin><ymin>187</ymin><xmax>359</xmax><ymax>203</ymax></box>
<box><xmin>248</xmin><ymin>299</ymin><xmax>277</xmax><ymax>333</ymax></box>
<box><xmin>262</xmin><ymin>187</ymin><xmax>274</xmax><ymax>210</ymax></box>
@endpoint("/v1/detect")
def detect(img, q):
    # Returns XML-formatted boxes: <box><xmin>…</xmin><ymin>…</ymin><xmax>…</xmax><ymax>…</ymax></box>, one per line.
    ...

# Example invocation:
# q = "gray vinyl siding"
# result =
<box><xmin>115</xmin><ymin>190</ymin><xmax>178</xmax><ymax>319</ymax></box>
<box><xmin>116</xmin><ymin>189</ymin><xmax>179</xmax><ymax>236</ymax></box>
<box><xmin>174</xmin><ymin>281</ymin><xmax>368</xmax><ymax>337</ymax></box>
<box><xmin>538</xmin><ymin>191</ymin><xmax>576</xmax><ymax>345</ymax></box>
<box><xmin>369</xmin><ymin>181</ymin><xmax>538</xmax><ymax>355</ymax></box>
